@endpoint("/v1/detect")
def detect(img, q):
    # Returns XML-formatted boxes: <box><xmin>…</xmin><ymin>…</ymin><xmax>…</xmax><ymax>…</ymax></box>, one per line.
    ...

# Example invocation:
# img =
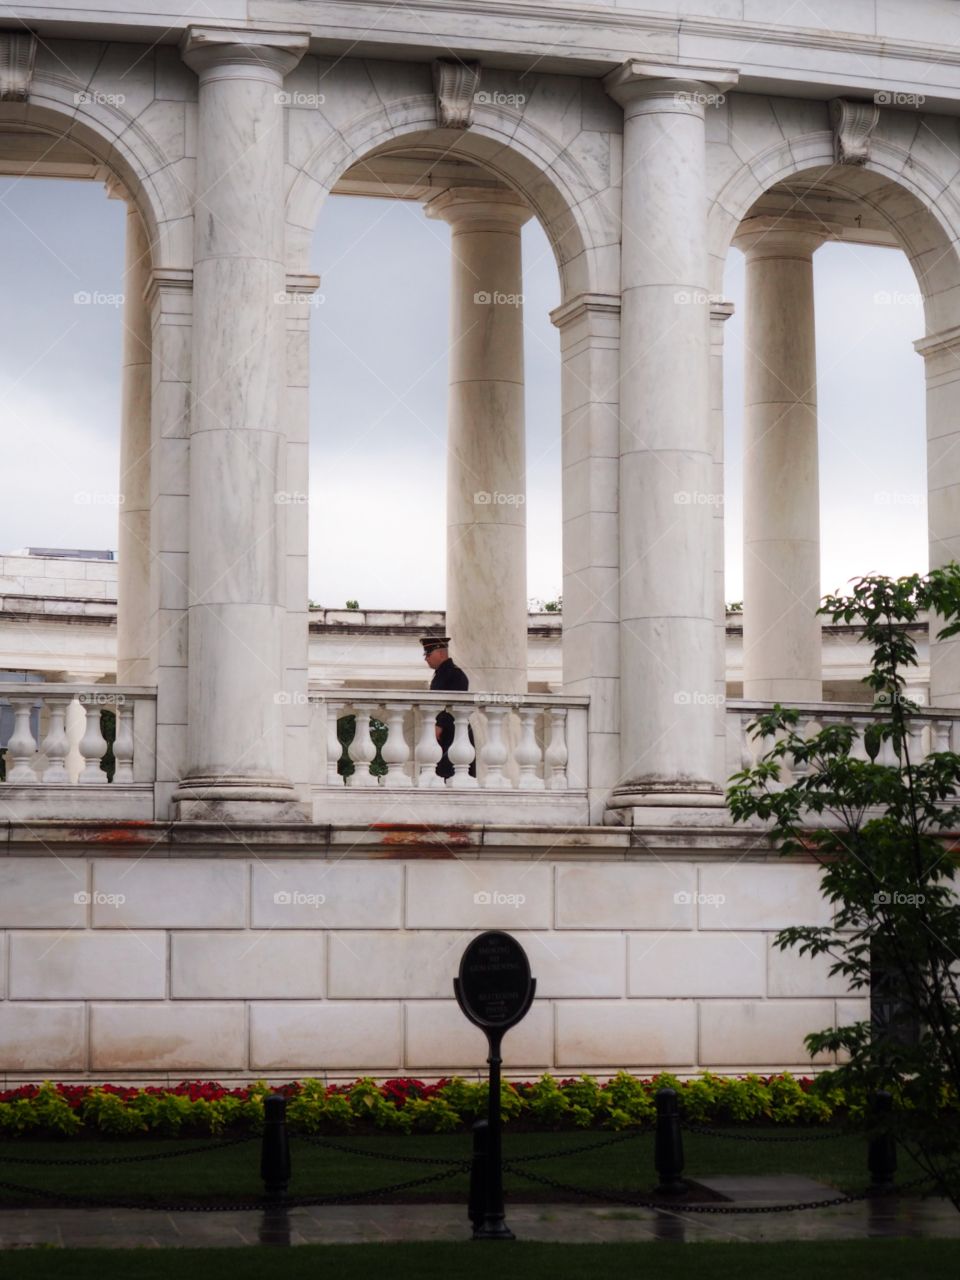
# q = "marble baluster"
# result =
<box><xmin>349</xmin><ymin>706</ymin><xmax>378</xmax><ymax>788</ymax></box>
<box><xmin>6</xmin><ymin>697</ymin><xmax>39</xmax><ymax>783</ymax></box>
<box><xmin>40</xmin><ymin>696</ymin><xmax>72</xmax><ymax>783</ymax></box>
<box><xmin>380</xmin><ymin>703</ymin><xmax>413</xmax><ymax>786</ymax></box>
<box><xmin>112</xmin><ymin>699</ymin><xmax>135</xmax><ymax>784</ymax></box>
<box><xmin>544</xmin><ymin>706</ymin><xmax>569</xmax><ymax>790</ymax></box>
<box><xmin>415</xmin><ymin>703</ymin><xmax>445</xmax><ymax>788</ymax></box>
<box><xmin>480</xmin><ymin>705</ymin><xmax>510</xmax><ymax>788</ymax></box>
<box><xmin>78</xmin><ymin>700</ymin><xmax>109</xmax><ymax>783</ymax></box>
<box><xmin>515</xmin><ymin>706</ymin><xmax>544</xmax><ymax>790</ymax></box>
<box><xmin>448</xmin><ymin>704</ymin><xmax>479</xmax><ymax>789</ymax></box>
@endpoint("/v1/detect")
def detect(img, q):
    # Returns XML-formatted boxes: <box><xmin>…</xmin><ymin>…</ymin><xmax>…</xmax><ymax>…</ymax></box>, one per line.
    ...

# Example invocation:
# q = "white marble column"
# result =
<box><xmin>551</xmin><ymin>292</ymin><xmax>621</xmax><ymax>822</ymax></box>
<box><xmin>108</xmin><ymin>183</ymin><xmax>152</xmax><ymax>686</ymax></box>
<box><xmin>710</xmin><ymin>299</ymin><xmax>735</xmax><ymax>779</ymax></box>
<box><xmin>425</xmin><ymin>188</ymin><xmax>532</xmax><ymax>695</ymax></box>
<box><xmin>604</xmin><ymin>63</ymin><xmax>736</xmax><ymax>819</ymax></box>
<box><xmin>735</xmin><ymin>217</ymin><xmax>824</xmax><ymax>703</ymax></box>
<box><xmin>176</xmin><ymin>26</ymin><xmax>308</xmax><ymax>821</ymax></box>
<box><xmin>916</xmin><ymin>326</ymin><xmax>960</xmax><ymax>705</ymax></box>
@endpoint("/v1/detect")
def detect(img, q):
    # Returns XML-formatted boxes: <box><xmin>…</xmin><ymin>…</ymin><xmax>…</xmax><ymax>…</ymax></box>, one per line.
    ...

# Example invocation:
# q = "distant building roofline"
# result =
<box><xmin>20</xmin><ymin>548</ymin><xmax>116</xmax><ymax>561</ymax></box>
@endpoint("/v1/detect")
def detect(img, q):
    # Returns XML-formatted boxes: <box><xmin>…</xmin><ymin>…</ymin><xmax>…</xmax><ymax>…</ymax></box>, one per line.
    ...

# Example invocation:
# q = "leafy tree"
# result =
<box><xmin>727</xmin><ymin>569</ymin><xmax>960</xmax><ymax>1208</ymax></box>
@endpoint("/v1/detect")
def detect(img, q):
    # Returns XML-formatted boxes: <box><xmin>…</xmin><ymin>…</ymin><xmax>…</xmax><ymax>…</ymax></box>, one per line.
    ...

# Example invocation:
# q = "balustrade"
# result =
<box><xmin>729</xmin><ymin>700</ymin><xmax>960</xmax><ymax>785</ymax></box>
<box><xmin>311</xmin><ymin>691</ymin><xmax>587</xmax><ymax>794</ymax></box>
<box><xmin>0</xmin><ymin>685</ymin><xmax>155</xmax><ymax>787</ymax></box>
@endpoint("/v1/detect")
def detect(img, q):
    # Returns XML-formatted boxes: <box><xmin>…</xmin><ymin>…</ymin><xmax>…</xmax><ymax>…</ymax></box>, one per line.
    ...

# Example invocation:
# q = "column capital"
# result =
<box><xmin>180</xmin><ymin>26</ymin><xmax>309</xmax><ymax>84</ymax></box>
<box><xmin>733</xmin><ymin>215</ymin><xmax>831</xmax><ymax>260</ymax></box>
<box><xmin>914</xmin><ymin>325</ymin><xmax>960</xmax><ymax>359</ymax></box>
<box><xmin>604</xmin><ymin>59</ymin><xmax>738</xmax><ymax>115</ymax></box>
<box><xmin>424</xmin><ymin>186</ymin><xmax>533</xmax><ymax>233</ymax></box>
<box><xmin>549</xmin><ymin>291</ymin><xmax>620</xmax><ymax>331</ymax></box>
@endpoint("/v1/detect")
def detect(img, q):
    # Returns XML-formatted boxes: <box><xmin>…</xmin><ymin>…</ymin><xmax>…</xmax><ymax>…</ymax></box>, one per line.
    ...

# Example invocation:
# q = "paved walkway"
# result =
<box><xmin>2</xmin><ymin>1180</ymin><xmax>960</xmax><ymax>1248</ymax></box>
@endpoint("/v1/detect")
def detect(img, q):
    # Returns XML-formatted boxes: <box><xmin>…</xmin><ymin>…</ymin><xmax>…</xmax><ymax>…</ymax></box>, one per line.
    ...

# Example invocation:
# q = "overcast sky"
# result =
<box><xmin>0</xmin><ymin>177</ymin><xmax>927</xmax><ymax>609</ymax></box>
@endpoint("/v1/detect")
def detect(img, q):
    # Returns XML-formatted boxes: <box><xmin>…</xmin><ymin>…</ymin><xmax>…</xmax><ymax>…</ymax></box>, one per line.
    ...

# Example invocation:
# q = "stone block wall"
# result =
<box><xmin>0</xmin><ymin>851</ymin><xmax>863</xmax><ymax>1081</ymax></box>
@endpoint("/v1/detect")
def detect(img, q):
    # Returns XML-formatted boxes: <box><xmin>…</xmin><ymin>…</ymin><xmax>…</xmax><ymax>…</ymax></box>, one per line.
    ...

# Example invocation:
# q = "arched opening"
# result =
<box><xmin>0</xmin><ymin>112</ymin><xmax>155</xmax><ymax>786</ymax></box>
<box><xmin>305</xmin><ymin>152</ymin><xmax>563</xmax><ymax>689</ymax></box>
<box><xmin>716</xmin><ymin>157</ymin><xmax>960</xmax><ymax>706</ymax></box>
<box><xmin>289</xmin><ymin>112</ymin><xmax>610</xmax><ymax>816</ymax></box>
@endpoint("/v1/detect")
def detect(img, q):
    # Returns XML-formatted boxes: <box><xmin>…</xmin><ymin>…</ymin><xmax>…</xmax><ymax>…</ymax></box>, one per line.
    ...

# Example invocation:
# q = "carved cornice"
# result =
<box><xmin>830</xmin><ymin>98</ymin><xmax>881</xmax><ymax>165</ymax></box>
<box><xmin>433</xmin><ymin>58</ymin><xmax>481</xmax><ymax>129</ymax></box>
<box><xmin>0</xmin><ymin>30</ymin><xmax>37</xmax><ymax>101</ymax></box>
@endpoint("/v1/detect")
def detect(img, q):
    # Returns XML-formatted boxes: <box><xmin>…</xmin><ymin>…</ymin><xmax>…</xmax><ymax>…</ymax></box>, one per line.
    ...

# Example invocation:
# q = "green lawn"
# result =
<box><xmin>0</xmin><ymin>1127</ymin><xmax>921</xmax><ymax>1206</ymax></box>
<box><xmin>3</xmin><ymin>1242</ymin><xmax>960</xmax><ymax>1280</ymax></box>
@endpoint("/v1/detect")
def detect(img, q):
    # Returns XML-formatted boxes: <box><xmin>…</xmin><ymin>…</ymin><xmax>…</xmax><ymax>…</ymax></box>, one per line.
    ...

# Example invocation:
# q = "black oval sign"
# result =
<box><xmin>455</xmin><ymin>931</ymin><xmax>535</xmax><ymax>1030</ymax></box>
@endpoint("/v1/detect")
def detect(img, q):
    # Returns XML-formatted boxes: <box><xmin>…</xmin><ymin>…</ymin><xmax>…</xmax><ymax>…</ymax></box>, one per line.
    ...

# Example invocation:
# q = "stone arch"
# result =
<box><xmin>708</xmin><ymin>130</ymin><xmax>960</xmax><ymax>336</ymax></box>
<box><xmin>0</xmin><ymin>76</ymin><xmax>193</xmax><ymax>267</ymax></box>
<box><xmin>711</xmin><ymin>124</ymin><xmax>960</xmax><ymax>705</ymax></box>
<box><xmin>285</xmin><ymin>93</ymin><xmax>617</xmax><ymax>300</ymax></box>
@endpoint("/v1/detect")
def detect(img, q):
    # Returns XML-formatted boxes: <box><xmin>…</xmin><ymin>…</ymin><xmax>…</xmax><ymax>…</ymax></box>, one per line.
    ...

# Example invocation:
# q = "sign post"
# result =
<box><xmin>454</xmin><ymin>930</ymin><xmax>536</xmax><ymax>1240</ymax></box>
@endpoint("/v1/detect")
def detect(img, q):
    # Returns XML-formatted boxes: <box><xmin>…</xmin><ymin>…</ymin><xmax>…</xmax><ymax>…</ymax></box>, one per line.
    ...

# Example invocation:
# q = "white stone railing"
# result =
<box><xmin>727</xmin><ymin>700</ymin><xmax>960</xmax><ymax>782</ymax></box>
<box><xmin>0</xmin><ymin>684</ymin><xmax>157</xmax><ymax>795</ymax></box>
<box><xmin>309</xmin><ymin>690</ymin><xmax>589</xmax><ymax>824</ymax></box>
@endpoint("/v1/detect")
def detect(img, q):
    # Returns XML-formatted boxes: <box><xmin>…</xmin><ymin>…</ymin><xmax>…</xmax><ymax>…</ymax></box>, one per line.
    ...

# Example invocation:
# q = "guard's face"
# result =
<box><xmin>424</xmin><ymin>648</ymin><xmax>448</xmax><ymax>669</ymax></box>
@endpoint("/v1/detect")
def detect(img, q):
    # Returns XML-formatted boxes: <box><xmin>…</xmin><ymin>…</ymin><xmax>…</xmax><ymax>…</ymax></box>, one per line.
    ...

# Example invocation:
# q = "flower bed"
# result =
<box><xmin>0</xmin><ymin>1071</ymin><xmax>883</xmax><ymax>1140</ymax></box>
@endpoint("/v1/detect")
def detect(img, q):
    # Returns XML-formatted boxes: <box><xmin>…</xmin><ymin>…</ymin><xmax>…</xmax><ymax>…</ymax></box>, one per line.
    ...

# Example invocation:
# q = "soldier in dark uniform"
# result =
<box><xmin>421</xmin><ymin>636</ymin><xmax>473</xmax><ymax>779</ymax></box>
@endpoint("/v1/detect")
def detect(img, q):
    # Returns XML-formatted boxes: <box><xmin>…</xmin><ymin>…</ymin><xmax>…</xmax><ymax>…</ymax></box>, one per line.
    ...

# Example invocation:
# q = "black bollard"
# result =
<box><xmin>468</xmin><ymin>1119</ymin><xmax>488</xmax><ymax>1232</ymax></box>
<box><xmin>867</xmin><ymin>1090</ymin><xmax>897</xmax><ymax>1195</ymax></box>
<box><xmin>654</xmin><ymin>1087</ymin><xmax>686</xmax><ymax>1195</ymax></box>
<box><xmin>261</xmin><ymin>1094</ymin><xmax>291</xmax><ymax>1200</ymax></box>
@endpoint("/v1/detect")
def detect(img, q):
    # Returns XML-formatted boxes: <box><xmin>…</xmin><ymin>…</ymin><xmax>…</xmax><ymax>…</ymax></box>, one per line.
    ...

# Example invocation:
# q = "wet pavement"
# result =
<box><xmin>2</xmin><ymin>1179</ymin><xmax>960</xmax><ymax>1248</ymax></box>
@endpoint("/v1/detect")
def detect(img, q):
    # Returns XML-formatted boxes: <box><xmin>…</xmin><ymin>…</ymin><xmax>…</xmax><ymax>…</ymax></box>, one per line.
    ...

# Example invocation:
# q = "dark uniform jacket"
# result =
<box><xmin>430</xmin><ymin>657</ymin><xmax>470</xmax><ymax>777</ymax></box>
<box><xmin>430</xmin><ymin>657</ymin><xmax>469</xmax><ymax>693</ymax></box>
